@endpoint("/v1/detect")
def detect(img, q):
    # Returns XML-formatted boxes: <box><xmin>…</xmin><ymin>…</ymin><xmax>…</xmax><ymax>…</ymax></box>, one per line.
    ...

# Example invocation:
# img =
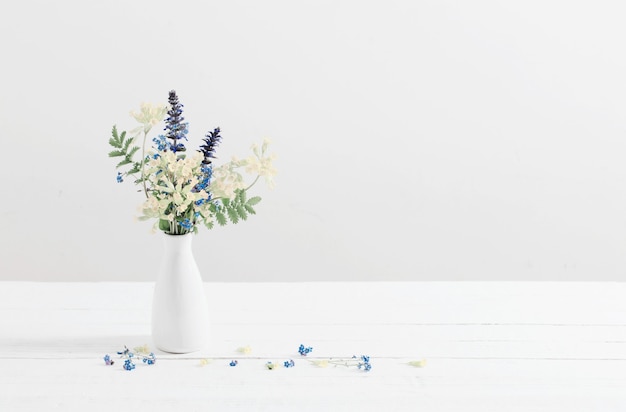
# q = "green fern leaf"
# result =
<box><xmin>128</xmin><ymin>163</ymin><xmax>141</xmax><ymax>175</ymax></box>
<box><xmin>222</xmin><ymin>198</ymin><xmax>231</xmax><ymax>208</ymax></box>
<box><xmin>127</xmin><ymin>146</ymin><xmax>140</xmax><ymax>159</ymax></box>
<box><xmin>244</xmin><ymin>204</ymin><xmax>256</xmax><ymax>215</ymax></box>
<box><xmin>227</xmin><ymin>207</ymin><xmax>239</xmax><ymax>224</ymax></box>
<box><xmin>216</xmin><ymin>212</ymin><xmax>227</xmax><ymax>226</ymax></box>
<box><xmin>108</xmin><ymin>150</ymin><xmax>125</xmax><ymax>157</ymax></box>
<box><xmin>235</xmin><ymin>189</ymin><xmax>246</xmax><ymax>204</ymax></box>
<box><xmin>237</xmin><ymin>205</ymin><xmax>248</xmax><ymax>220</ymax></box>
<box><xmin>116</xmin><ymin>159</ymin><xmax>132</xmax><ymax>167</ymax></box>
<box><xmin>123</xmin><ymin>136</ymin><xmax>133</xmax><ymax>152</ymax></box>
<box><xmin>247</xmin><ymin>196</ymin><xmax>262</xmax><ymax>206</ymax></box>
<box><xmin>109</xmin><ymin>126</ymin><xmax>126</xmax><ymax>149</ymax></box>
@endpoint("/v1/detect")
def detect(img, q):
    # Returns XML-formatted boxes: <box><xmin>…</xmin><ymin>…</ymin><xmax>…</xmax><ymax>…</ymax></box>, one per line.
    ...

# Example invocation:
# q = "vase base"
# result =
<box><xmin>153</xmin><ymin>334</ymin><xmax>209</xmax><ymax>354</ymax></box>
<box><xmin>154</xmin><ymin>344</ymin><xmax>206</xmax><ymax>354</ymax></box>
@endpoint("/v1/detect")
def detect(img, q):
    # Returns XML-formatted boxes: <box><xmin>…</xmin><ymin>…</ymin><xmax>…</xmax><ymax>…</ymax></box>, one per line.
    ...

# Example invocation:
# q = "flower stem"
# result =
<box><xmin>244</xmin><ymin>175</ymin><xmax>260</xmax><ymax>191</ymax></box>
<box><xmin>140</xmin><ymin>130</ymin><xmax>149</xmax><ymax>199</ymax></box>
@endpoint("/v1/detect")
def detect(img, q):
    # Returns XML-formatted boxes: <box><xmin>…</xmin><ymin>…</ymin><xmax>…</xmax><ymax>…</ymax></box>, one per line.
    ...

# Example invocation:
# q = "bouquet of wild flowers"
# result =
<box><xmin>108</xmin><ymin>90</ymin><xmax>276</xmax><ymax>235</ymax></box>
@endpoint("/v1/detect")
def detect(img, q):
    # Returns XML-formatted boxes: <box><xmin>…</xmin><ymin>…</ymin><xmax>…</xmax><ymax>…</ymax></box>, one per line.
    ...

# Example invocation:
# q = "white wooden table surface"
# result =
<box><xmin>1</xmin><ymin>282</ymin><xmax>625</xmax><ymax>411</ymax></box>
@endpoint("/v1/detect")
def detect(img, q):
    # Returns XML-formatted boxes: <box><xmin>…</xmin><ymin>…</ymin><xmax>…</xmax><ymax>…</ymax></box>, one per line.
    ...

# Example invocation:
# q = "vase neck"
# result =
<box><xmin>162</xmin><ymin>232</ymin><xmax>193</xmax><ymax>253</ymax></box>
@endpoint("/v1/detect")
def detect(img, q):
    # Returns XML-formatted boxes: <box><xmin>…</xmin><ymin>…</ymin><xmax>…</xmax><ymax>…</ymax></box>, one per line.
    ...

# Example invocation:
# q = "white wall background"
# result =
<box><xmin>1</xmin><ymin>0</ymin><xmax>625</xmax><ymax>282</ymax></box>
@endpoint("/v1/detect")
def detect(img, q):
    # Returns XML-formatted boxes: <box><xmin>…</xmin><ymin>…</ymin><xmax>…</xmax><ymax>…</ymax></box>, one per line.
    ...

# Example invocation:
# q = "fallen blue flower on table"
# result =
<box><xmin>123</xmin><ymin>359</ymin><xmax>135</xmax><ymax>371</ymax></box>
<box><xmin>298</xmin><ymin>344</ymin><xmax>313</xmax><ymax>356</ymax></box>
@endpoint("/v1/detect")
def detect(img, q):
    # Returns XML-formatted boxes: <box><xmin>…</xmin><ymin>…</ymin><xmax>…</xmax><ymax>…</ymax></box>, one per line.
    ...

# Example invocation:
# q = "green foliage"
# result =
<box><xmin>203</xmin><ymin>189</ymin><xmax>262</xmax><ymax>229</ymax></box>
<box><xmin>227</xmin><ymin>206</ymin><xmax>240</xmax><ymax>224</ymax></box>
<box><xmin>203</xmin><ymin>219</ymin><xmax>215</xmax><ymax>230</ymax></box>
<box><xmin>214</xmin><ymin>189</ymin><xmax>262</xmax><ymax>227</ymax></box>
<box><xmin>159</xmin><ymin>219</ymin><xmax>170</xmax><ymax>231</ymax></box>
<box><xmin>108</xmin><ymin>125</ymin><xmax>141</xmax><ymax>174</ymax></box>
<box><xmin>128</xmin><ymin>163</ymin><xmax>141</xmax><ymax>175</ymax></box>
<box><xmin>215</xmin><ymin>212</ymin><xmax>227</xmax><ymax>226</ymax></box>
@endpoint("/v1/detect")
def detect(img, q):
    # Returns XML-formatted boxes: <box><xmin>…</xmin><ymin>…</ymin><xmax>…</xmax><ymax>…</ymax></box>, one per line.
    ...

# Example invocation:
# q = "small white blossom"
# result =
<box><xmin>129</xmin><ymin>102</ymin><xmax>168</xmax><ymax>134</ymax></box>
<box><xmin>172</xmin><ymin>192</ymin><xmax>184</xmax><ymax>205</ymax></box>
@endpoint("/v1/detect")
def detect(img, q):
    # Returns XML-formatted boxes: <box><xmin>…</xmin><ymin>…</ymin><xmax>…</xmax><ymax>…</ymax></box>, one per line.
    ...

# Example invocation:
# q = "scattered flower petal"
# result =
<box><xmin>134</xmin><ymin>344</ymin><xmax>150</xmax><ymax>354</ymax></box>
<box><xmin>311</xmin><ymin>360</ymin><xmax>329</xmax><ymax>368</ymax></box>
<box><xmin>237</xmin><ymin>345</ymin><xmax>252</xmax><ymax>355</ymax></box>
<box><xmin>408</xmin><ymin>359</ymin><xmax>427</xmax><ymax>368</ymax></box>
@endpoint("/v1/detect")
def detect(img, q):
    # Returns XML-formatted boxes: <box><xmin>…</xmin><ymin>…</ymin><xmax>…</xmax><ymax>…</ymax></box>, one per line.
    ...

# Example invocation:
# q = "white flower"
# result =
<box><xmin>129</xmin><ymin>102</ymin><xmax>168</xmax><ymax>134</ymax></box>
<box><xmin>209</xmin><ymin>165</ymin><xmax>246</xmax><ymax>199</ymax></box>
<box><xmin>140</xmin><ymin>195</ymin><xmax>161</xmax><ymax>219</ymax></box>
<box><xmin>245</xmin><ymin>153</ymin><xmax>277</xmax><ymax>188</ymax></box>
<box><xmin>172</xmin><ymin>192</ymin><xmax>184</xmax><ymax>205</ymax></box>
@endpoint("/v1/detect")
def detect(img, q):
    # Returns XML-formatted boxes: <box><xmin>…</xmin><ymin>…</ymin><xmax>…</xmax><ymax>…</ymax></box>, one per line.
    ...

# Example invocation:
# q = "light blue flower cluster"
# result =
<box><xmin>103</xmin><ymin>345</ymin><xmax>156</xmax><ymax>371</ymax></box>
<box><xmin>355</xmin><ymin>355</ymin><xmax>372</xmax><ymax>372</ymax></box>
<box><xmin>283</xmin><ymin>359</ymin><xmax>295</xmax><ymax>368</ymax></box>
<box><xmin>152</xmin><ymin>135</ymin><xmax>167</xmax><ymax>152</ymax></box>
<box><xmin>103</xmin><ymin>354</ymin><xmax>114</xmax><ymax>365</ymax></box>
<box><xmin>142</xmin><ymin>356</ymin><xmax>156</xmax><ymax>365</ymax></box>
<box><xmin>193</xmin><ymin>165</ymin><xmax>213</xmax><ymax>195</ymax></box>
<box><xmin>298</xmin><ymin>344</ymin><xmax>313</xmax><ymax>356</ymax></box>
<box><xmin>116</xmin><ymin>172</ymin><xmax>124</xmax><ymax>183</ymax></box>
<box><xmin>178</xmin><ymin>218</ymin><xmax>193</xmax><ymax>230</ymax></box>
<box><xmin>123</xmin><ymin>359</ymin><xmax>136</xmax><ymax>371</ymax></box>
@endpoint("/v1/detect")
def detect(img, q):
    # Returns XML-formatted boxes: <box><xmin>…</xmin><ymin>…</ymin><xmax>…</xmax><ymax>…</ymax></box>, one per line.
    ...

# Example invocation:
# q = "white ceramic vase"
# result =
<box><xmin>151</xmin><ymin>233</ymin><xmax>209</xmax><ymax>353</ymax></box>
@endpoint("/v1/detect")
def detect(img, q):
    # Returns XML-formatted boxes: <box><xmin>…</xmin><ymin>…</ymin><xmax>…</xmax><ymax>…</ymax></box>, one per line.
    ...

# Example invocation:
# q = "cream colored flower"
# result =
<box><xmin>261</xmin><ymin>138</ymin><xmax>272</xmax><ymax>153</ymax></box>
<box><xmin>163</xmin><ymin>151</ymin><xmax>177</xmax><ymax>166</ymax></box>
<box><xmin>209</xmin><ymin>164</ymin><xmax>246</xmax><ymax>199</ymax></box>
<box><xmin>245</xmin><ymin>153</ymin><xmax>277</xmax><ymax>188</ymax></box>
<box><xmin>237</xmin><ymin>345</ymin><xmax>252</xmax><ymax>354</ymax></box>
<box><xmin>140</xmin><ymin>196</ymin><xmax>161</xmax><ymax>218</ymax></box>
<box><xmin>134</xmin><ymin>344</ymin><xmax>150</xmax><ymax>354</ymax></box>
<box><xmin>311</xmin><ymin>360</ymin><xmax>329</xmax><ymax>368</ymax></box>
<box><xmin>147</xmin><ymin>156</ymin><xmax>161</xmax><ymax>169</ymax></box>
<box><xmin>250</xmin><ymin>142</ymin><xmax>260</xmax><ymax>158</ymax></box>
<box><xmin>129</xmin><ymin>102</ymin><xmax>167</xmax><ymax>134</ymax></box>
<box><xmin>408</xmin><ymin>359</ymin><xmax>427</xmax><ymax>368</ymax></box>
<box><xmin>172</xmin><ymin>192</ymin><xmax>184</xmax><ymax>205</ymax></box>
